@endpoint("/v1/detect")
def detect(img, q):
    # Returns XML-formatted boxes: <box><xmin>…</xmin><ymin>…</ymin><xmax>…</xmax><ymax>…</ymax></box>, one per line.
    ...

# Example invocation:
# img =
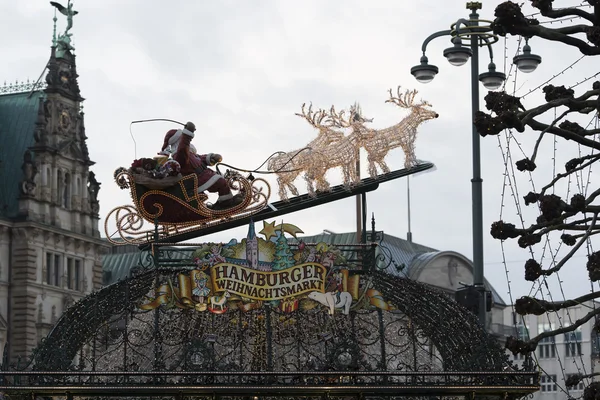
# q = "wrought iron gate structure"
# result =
<box><xmin>0</xmin><ymin>239</ymin><xmax>539</xmax><ymax>399</ymax></box>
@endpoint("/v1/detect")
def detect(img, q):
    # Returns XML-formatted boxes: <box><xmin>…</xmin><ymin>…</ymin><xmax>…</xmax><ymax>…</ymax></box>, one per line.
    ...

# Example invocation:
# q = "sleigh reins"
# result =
<box><xmin>130</xmin><ymin>119</ymin><xmax>308</xmax><ymax>177</ymax></box>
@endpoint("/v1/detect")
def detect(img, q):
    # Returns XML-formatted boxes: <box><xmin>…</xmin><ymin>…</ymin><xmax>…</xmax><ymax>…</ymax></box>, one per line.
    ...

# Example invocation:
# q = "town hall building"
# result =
<box><xmin>0</xmin><ymin>19</ymin><xmax>110</xmax><ymax>363</ymax></box>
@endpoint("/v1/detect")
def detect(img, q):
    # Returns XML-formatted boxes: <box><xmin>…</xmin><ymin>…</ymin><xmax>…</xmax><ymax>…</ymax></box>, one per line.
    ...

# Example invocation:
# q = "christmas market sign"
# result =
<box><xmin>140</xmin><ymin>220</ymin><xmax>394</xmax><ymax>314</ymax></box>
<box><xmin>211</xmin><ymin>262</ymin><xmax>326</xmax><ymax>300</ymax></box>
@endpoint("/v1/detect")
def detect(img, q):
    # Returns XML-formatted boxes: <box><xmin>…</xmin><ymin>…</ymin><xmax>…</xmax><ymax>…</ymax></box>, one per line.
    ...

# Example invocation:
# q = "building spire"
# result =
<box><xmin>247</xmin><ymin>218</ymin><xmax>256</xmax><ymax>239</ymax></box>
<box><xmin>246</xmin><ymin>218</ymin><xmax>259</xmax><ymax>270</ymax></box>
<box><xmin>52</xmin><ymin>9</ymin><xmax>57</xmax><ymax>47</ymax></box>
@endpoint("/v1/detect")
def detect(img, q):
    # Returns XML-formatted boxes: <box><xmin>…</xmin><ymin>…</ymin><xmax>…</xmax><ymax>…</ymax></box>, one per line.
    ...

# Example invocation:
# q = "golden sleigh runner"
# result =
<box><xmin>104</xmin><ymin>167</ymin><xmax>271</xmax><ymax>246</ymax></box>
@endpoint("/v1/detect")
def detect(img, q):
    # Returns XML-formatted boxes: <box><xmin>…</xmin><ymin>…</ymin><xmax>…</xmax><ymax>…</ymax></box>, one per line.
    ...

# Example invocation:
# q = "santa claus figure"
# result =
<box><xmin>160</xmin><ymin>121</ymin><xmax>244</xmax><ymax>210</ymax></box>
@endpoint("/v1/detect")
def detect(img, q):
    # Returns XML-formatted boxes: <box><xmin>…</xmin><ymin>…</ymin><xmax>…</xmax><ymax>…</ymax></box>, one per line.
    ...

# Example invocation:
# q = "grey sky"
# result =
<box><xmin>3</xmin><ymin>0</ymin><xmax>599</xmax><ymax>304</ymax></box>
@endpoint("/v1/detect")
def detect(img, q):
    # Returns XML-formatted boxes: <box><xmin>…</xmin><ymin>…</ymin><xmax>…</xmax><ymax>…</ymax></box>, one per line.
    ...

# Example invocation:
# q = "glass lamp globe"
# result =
<box><xmin>513</xmin><ymin>44</ymin><xmax>542</xmax><ymax>73</ymax></box>
<box><xmin>443</xmin><ymin>41</ymin><xmax>472</xmax><ymax>67</ymax></box>
<box><xmin>411</xmin><ymin>56</ymin><xmax>439</xmax><ymax>84</ymax></box>
<box><xmin>479</xmin><ymin>63</ymin><xmax>506</xmax><ymax>90</ymax></box>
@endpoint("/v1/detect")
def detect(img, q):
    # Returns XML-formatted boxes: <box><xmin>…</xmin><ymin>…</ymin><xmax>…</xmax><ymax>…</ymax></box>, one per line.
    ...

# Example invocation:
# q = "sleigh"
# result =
<box><xmin>105</xmin><ymin>166</ymin><xmax>271</xmax><ymax>246</ymax></box>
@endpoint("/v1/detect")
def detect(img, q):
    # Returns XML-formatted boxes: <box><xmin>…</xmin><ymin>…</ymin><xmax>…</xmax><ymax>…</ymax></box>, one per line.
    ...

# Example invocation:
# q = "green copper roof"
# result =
<box><xmin>0</xmin><ymin>90</ymin><xmax>44</xmax><ymax>218</ymax></box>
<box><xmin>102</xmin><ymin>244</ymin><xmax>189</xmax><ymax>284</ymax></box>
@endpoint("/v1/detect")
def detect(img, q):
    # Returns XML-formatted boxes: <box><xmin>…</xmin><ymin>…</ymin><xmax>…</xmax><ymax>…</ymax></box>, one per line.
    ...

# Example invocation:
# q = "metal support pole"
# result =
<box><xmin>407</xmin><ymin>176</ymin><xmax>412</xmax><ymax>243</ymax></box>
<box><xmin>361</xmin><ymin>192</ymin><xmax>367</xmax><ymax>244</ymax></box>
<box><xmin>468</xmin><ymin>6</ymin><xmax>486</xmax><ymax>326</ymax></box>
<box><xmin>355</xmin><ymin>152</ymin><xmax>362</xmax><ymax>243</ymax></box>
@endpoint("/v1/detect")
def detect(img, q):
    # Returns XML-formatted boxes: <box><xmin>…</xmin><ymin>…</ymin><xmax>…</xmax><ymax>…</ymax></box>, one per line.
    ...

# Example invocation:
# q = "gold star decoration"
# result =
<box><xmin>259</xmin><ymin>220</ymin><xmax>278</xmax><ymax>241</ymax></box>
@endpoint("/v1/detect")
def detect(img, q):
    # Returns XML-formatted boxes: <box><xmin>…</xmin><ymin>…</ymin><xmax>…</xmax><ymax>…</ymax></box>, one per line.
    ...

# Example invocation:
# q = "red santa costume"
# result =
<box><xmin>160</xmin><ymin>123</ymin><xmax>243</xmax><ymax>209</ymax></box>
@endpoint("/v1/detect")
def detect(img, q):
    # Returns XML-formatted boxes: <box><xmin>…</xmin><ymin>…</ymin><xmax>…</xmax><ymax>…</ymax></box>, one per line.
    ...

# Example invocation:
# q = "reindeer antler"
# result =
<box><xmin>385</xmin><ymin>86</ymin><xmax>419</xmax><ymax>108</ymax></box>
<box><xmin>295</xmin><ymin>103</ymin><xmax>318</xmax><ymax>127</ymax></box>
<box><xmin>385</xmin><ymin>86</ymin><xmax>405</xmax><ymax>107</ymax></box>
<box><xmin>404</xmin><ymin>88</ymin><xmax>418</xmax><ymax>106</ymax></box>
<box><xmin>296</xmin><ymin>103</ymin><xmax>334</xmax><ymax>128</ymax></box>
<box><xmin>326</xmin><ymin>105</ymin><xmax>350</xmax><ymax>128</ymax></box>
<box><xmin>315</xmin><ymin>108</ymin><xmax>329</xmax><ymax>126</ymax></box>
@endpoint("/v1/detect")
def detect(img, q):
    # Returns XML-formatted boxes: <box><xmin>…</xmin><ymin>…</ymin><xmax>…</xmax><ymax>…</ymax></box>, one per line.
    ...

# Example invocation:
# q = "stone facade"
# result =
<box><xmin>0</xmin><ymin>45</ymin><xmax>110</xmax><ymax>363</ymax></box>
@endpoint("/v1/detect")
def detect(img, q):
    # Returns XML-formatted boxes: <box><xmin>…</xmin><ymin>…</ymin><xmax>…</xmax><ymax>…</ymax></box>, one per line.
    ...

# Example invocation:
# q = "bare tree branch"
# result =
<box><xmin>493</xmin><ymin>1</ymin><xmax>600</xmax><ymax>55</ymax></box>
<box><xmin>529</xmin><ymin>306</ymin><xmax>600</xmax><ymax>344</ymax></box>
<box><xmin>520</xmin><ymin>89</ymin><xmax>600</xmax><ymax>122</ymax></box>
<box><xmin>554</xmin><ymin>24</ymin><xmax>595</xmax><ymax>35</ymax></box>
<box><xmin>539</xmin><ymin>213</ymin><xmax>598</xmax><ymax>275</ymax></box>
<box><xmin>526</xmin><ymin>118</ymin><xmax>600</xmax><ymax>150</ymax></box>
<box><xmin>518</xmin><ymin>290</ymin><xmax>600</xmax><ymax>315</ymax></box>
<box><xmin>539</xmin><ymin>154</ymin><xmax>600</xmax><ymax>196</ymax></box>
<box><xmin>540</xmin><ymin>8</ymin><xmax>596</xmax><ymax>24</ymax></box>
<box><xmin>492</xmin><ymin>1</ymin><xmax>600</xmax><ymax>376</ymax></box>
<box><xmin>530</xmin><ymin>109</ymin><xmax>572</xmax><ymax>163</ymax></box>
<box><xmin>506</xmin><ymin>24</ymin><xmax>600</xmax><ymax>55</ymax></box>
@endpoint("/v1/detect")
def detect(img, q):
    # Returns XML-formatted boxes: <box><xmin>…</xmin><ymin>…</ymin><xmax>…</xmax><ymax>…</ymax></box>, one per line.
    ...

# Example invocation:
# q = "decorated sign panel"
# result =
<box><xmin>141</xmin><ymin>220</ymin><xmax>394</xmax><ymax>314</ymax></box>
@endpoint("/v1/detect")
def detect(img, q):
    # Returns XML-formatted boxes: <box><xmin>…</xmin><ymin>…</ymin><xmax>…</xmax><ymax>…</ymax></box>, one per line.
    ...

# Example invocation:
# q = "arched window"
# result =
<box><xmin>63</xmin><ymin>173</ymin><xmax>71</xmax><ymax>209</ymax></box>
<box><xmin>57</xmin><ymin>169</ymin><xmax>63</xmax><ymax>205</ymax></box>
<box><xmin>41</xmin><ymin>166</ymin><xmax>48</xmax><ymax>186</ymax></box>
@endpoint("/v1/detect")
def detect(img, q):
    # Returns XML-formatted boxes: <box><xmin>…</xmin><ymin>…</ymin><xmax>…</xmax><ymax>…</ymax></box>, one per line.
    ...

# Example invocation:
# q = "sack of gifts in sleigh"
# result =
<box><xmin>105</xmin><ymin>156</ymin><xmax>271</xmax><ymax>245</ymax></box>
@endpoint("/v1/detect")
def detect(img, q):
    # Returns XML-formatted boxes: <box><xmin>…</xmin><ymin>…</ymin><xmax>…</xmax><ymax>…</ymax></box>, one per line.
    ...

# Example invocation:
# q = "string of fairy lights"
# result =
<box><xmin>494</xmin><ymin>3</ymin><xmax>599</xmax><ymax>396</ymax></box>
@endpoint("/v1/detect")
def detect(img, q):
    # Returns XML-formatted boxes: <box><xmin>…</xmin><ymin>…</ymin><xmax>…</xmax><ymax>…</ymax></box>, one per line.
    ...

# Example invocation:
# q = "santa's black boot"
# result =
<box><xmin>209</xmin><ymin>176</ymin><xmax>245</xmax><ymax>210</ymax></box>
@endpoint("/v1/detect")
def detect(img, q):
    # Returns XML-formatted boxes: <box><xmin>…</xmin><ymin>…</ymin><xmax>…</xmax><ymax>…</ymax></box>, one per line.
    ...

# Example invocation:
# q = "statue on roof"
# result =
<box><xmin>50</xmin><ymin>1</ymin><xmax>78</xmax><ymax>54</ymax></box>
<box><xmin>50</xmin><ymin>1</ymin><xmax>78</xmax><ymax>36</ymax></box>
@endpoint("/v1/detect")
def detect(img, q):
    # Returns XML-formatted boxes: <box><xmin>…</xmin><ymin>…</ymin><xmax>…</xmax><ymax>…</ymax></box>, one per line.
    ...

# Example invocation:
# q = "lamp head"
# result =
<box><xmin>411</xmin><ymin>55</ymin><xmax>439</xmax><ymax>84</ymax></box>
<box><xmin>443</xmin><ymin>37</ymin><xmax>472</xmax><ymax>66</ymax></box>
<box><xmin>479</xmin><ymin>62</ymin><xmax>506</xmax><ymax>90</ymax></box>
<box><xmin>513</xmin><ymin>43</ymin><xmax>542</xmax><ymax>73</ymax></box>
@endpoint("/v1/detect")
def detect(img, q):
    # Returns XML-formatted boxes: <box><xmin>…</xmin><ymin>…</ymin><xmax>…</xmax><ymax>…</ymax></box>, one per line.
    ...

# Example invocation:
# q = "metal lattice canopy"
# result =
<box><xmin>0</xmin><ymin>244</ymin><xmax>538</xmax><ymax>399</ymax></box>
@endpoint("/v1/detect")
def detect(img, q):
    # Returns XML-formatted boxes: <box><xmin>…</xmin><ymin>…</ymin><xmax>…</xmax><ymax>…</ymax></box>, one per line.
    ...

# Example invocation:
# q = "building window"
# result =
<box><xmin>538</xmin><ymin>336</ymin><xmax>556</xmax><ymax>359</ymax></box>
<box><xmin>66</xmin><ymin>257</ymin><xmax>82</xmax><ymax>291</ymax></box>
<box><xmin>592</xmin><ymin>329</ymin><xmax>600</xmax><ymax>356</ymax></box>
<box><xmin>514</xmin><ymin>322</ymin><xmax>530</xmax><ymax>360</ymax></box>
<box><xmin>538</xmin><ymin>322</ymin><xmax>556</xmax><ymax>359</ymax></box>
<box><xmin>63</xmin><ymin>173</ymin><xmax>71</xmax><ymax>209</ymax></box>
<box><xmin>42</xmin><ymin>167</ymin><xmax>49</xmax><ymax>186</ymax></box>
<box><xmin>516</xmin><ymin>323</ymin><xmax>529</xmax><ymax>340</ymax></box>
<box><xmin>566</xmin><ymin>374</ymin><xmax>585</xmax><ymax>391</ymax></box>
<box><xmin>75</xmin><ymin>259</ymin><xmax>82</xmax><ymax>290</ymax></box>
<box><xmin>57</xmin><ymin>169</ymin><xmax>63</xmax><ymax>205</ymax></box>
<box><xmin>565</xmin><ymin>328</ymin><xmax>583</xmax><ymax>357</ymax></box>
<box><xmin>541</xmin><ymin>374</ymin><xmax>557</xmax><ymax>392</ymax></box>
<box><xmin>46</xmin><ymin>252</ymin><xmax>62</xmax><ymax>287</ymax></box>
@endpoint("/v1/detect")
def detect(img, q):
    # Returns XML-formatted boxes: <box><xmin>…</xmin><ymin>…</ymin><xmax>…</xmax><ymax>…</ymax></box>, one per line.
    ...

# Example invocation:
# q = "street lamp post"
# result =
<box><xmin>410</xmin><ymin>2</ymin><xmax>542</xmax><ymax>326</ymax></box>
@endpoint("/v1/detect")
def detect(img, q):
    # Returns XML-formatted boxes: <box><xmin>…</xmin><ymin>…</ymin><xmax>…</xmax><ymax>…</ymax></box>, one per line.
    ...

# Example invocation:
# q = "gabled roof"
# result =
<box><xmin>0</xmin><ymin>90</ymin><xmax>44</xmax><ymax>218</ymax></box>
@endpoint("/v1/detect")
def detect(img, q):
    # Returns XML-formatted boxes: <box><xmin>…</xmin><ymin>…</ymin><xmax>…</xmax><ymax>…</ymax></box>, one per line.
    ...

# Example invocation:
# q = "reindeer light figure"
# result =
<box><xmin>363</xmin><ymin>86</ymin><xmax>438</xmax><ymax>177</ymax></box>
<box><xmin>302</xmin><ymin>104</ymin><xmax>376</xmax><ymax>195</ymax></box>
<box><xmin>267</xmin><ymin>103</ymin><xmax>344</xmax><ymax>201</ymax></box>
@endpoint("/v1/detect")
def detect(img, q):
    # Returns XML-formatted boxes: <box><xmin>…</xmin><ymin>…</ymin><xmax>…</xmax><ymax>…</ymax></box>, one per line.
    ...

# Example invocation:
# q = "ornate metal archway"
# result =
<box><xmin>0</xmin><ymin>241</ymin><xmax>538</xmax><ymax>399</ymax></box>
